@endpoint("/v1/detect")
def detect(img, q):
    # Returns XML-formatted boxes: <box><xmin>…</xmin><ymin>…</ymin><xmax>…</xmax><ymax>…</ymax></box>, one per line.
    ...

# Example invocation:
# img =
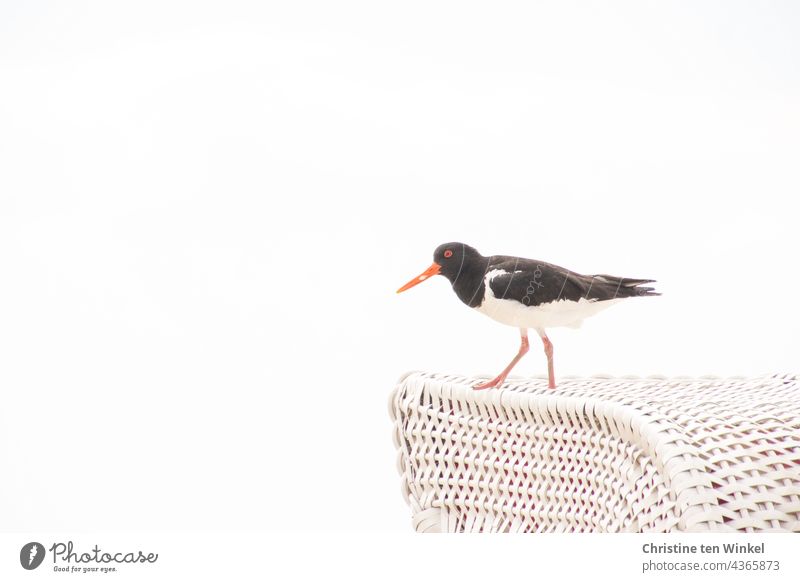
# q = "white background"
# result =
<box><xmin>1</xmin><ymin>0</ymin><xmax>798</xmax><ymax>542</ymax></box>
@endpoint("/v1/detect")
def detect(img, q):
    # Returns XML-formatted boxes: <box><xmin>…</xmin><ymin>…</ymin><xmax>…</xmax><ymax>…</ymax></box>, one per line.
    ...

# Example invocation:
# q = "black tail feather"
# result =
<box><xmin>592</xmin><ymin>274</ymin><xmax>661</xmax><ymax>297</ymax></box>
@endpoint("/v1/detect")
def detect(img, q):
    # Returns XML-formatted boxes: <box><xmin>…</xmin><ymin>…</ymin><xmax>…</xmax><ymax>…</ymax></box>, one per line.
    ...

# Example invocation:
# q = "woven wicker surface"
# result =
<box><xmin>389</xmin><ymin>371</ymin><xmax>800</xmax><ymax>533</ymax></box>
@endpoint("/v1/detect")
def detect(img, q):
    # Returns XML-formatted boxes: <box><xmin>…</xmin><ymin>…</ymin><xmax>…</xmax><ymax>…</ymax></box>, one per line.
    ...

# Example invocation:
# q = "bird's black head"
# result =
<box><xmin>432</xmin><ymin>242</ymin><xmax>484</xmax><ymax>283</ymax></box>
<box><xmin>397</xmin><ymin>242</ymin><xmax>485</xmax><ymax>293</ymax></box>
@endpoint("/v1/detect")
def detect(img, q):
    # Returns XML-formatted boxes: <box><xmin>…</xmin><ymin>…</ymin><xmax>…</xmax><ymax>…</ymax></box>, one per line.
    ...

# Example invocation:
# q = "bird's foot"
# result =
<box><xmin>473</xmin><ymin>376</ymin><xmax>507</xmax><ymax>390</ymax></box>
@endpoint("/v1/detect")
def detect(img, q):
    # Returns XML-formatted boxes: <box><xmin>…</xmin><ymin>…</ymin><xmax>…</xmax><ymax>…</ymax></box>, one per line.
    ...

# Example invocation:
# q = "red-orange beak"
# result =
<box><xmin>396</xmin><ymin>263</ymin><xmax>441</xmax><ymax>293</ymax></box>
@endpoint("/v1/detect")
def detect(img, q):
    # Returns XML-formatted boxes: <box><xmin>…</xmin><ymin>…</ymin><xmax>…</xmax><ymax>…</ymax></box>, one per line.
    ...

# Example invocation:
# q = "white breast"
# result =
<box><xmin>474</xmin><ymin>269</ymin><xmax>622</xmax><ymax>330</ymax></box>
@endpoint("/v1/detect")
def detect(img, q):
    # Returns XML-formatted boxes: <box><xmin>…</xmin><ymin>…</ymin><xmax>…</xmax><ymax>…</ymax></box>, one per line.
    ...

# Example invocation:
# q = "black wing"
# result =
<box><xmin>485</xmin><ymin>255</ymin><xmax>659</xmax><ymax>307</ymax></box>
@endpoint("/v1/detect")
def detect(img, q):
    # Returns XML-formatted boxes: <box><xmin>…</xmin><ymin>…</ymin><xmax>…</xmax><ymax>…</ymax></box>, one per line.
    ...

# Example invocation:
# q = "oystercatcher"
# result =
<box><xmin>397</xmin><ymin>242</ymin><xmax>659</xmax><ymax>390</ymax></box>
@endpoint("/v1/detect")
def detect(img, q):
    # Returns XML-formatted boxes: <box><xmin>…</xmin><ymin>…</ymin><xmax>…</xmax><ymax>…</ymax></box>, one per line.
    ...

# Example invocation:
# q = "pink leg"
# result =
<box><xmin>474</xmin><ymin>329</ymin><xmax>529</xmax><ymax>390</ymax></box>
<box><xmin>538</xmin><ymin>330</ymin><xmax>556</xmax><ymax>389</ymax></box>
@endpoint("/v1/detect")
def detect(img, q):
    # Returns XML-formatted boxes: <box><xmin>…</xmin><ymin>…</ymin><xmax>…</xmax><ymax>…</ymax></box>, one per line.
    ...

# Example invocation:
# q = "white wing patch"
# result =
<box><xmin>485</xmin><ymin>268</ymin><xmax>512</xmax><ymax>280</ymax></box>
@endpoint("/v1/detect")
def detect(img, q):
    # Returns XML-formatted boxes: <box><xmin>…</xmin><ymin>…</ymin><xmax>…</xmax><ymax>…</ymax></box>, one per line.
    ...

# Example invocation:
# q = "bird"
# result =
<box><xmin>396</xmin><ymin>242</ymin><xmax>659</xmax><ymax>390</ymax></box>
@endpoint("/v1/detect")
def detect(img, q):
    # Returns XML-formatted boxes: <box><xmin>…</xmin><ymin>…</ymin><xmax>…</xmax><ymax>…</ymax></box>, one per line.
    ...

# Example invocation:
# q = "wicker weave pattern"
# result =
<box><xmin>389</xmin><ymin>372</ymin><xmax>800</xmax><ymax>533</ymax></box>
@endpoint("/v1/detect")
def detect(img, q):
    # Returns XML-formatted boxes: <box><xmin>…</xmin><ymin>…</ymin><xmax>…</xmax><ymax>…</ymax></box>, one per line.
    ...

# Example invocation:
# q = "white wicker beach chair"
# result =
<box><xmin>389</xmin><ymin>371</ymin><xmax>800</xmax><ymax>533</ymax></box>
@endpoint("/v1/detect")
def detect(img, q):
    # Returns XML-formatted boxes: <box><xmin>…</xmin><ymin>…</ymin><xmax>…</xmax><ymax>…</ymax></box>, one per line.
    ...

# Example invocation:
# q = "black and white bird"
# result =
<box><xmin>397</xmin><ymin>242</ymin><xmax>659</xmax><ymax>390</ymax></box>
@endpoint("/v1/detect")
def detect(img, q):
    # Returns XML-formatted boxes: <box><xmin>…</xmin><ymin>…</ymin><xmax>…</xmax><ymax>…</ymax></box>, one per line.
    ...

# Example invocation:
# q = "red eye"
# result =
<box><xmin>444</xmin><ymin>250</ymin><xmax>453</xmax><ymax>258</ymax></box>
